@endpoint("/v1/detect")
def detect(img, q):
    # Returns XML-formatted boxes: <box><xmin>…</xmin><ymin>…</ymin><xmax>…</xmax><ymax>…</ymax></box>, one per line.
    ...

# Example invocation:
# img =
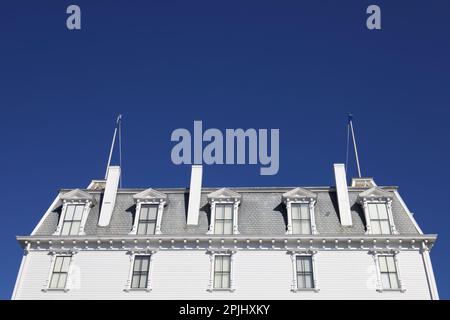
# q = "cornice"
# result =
<box><xmin>17</xmin><ymin>234</ymin><xmax>437</xmax><ymax>252</ymax></box>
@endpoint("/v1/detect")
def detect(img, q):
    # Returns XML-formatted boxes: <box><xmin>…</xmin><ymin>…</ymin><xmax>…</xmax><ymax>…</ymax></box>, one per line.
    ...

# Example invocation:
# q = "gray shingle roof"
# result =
<box><xmin>33</xmin><ymin>187</ymin><xmax>420</xmax><ymax>236</ymax></box>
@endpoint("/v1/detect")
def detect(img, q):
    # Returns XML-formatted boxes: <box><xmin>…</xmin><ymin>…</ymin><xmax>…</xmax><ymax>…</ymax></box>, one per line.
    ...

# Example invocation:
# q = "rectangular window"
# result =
<box><xmin>291</xmin><ymin>203</ymin><xmax>311</xmax><ymax>234</ymax></box>
<box><xmin>214</xmin><ymin>204</ymin><xmax>233</xmax><ymax>235</ymax></box>
<box><xmin>368</xmin><ymin>203</ymin><xmax>391</xmax><ymax>234</ymax></box>
<box><xmin>137</xmin><ymin>205</ymin><xmax>158</xmax><ymax>235</ymax></box>
<box><xmin>213</xmin><ymin>255</ymin><xmax>231</xmax><ymax>289</ymax></box>
<box><xmin>379</xmin><ymin>255</ymin><xmax>400</xmax><ymax>290</ymax></box>
<box><xmin>49</xmin><ymin>256</ymin><xmax>71</xmax><ymax>289</ymax></box>
<box><xmin>61</xmin><ymin>204</ymin><xmax>84</xmax><ymax>236</ymax></box>
<box><xmin>131</xmin><ymin>256</ymin><xmax>150</xmax><ymax>289</ymax></box>
<box><xmin>296</xmin><ymin>256</ymin><xmax>314</xmax><ymax>289</ymax></box>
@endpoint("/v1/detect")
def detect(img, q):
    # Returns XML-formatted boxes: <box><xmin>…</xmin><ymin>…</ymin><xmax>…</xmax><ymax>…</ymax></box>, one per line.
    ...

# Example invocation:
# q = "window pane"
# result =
<box><xmin>223</xmin><ymin>220</ymin><xmax>233</xmax><ymax>234</ymax></box>
<box><xmin>291</xmin><ymin>205</ymin><xmax>300</xmax><ymax>219</ymax></box>
<box><xmin>65</xmin><ymin>205</ymin><xmax>76</xmax><ymax>220</ymax></box>
<box><xmin>214</xmin><ymin>256</ymin><xmax>223</xmax><ymax>272</ymax></box>
<box><xmin>385</xmin><ymin>256</ymin><xmax>396</xmax><ymax>272</ymax></box>
<box><xmin>371</xmin><ymin>221</ymin><xmax>381</xmax><ymax>234</ymax></box>
<box><xmin>300</xmin><ymin>220</ymin><xmax>311</xmax><ymax>234</ymax></box>
<box><xmin>60</xmin><ymin>257</ymin><xmax>71</xmax><ymax>272</ymax></box>
<box><xmin>215</xmin><ymin>220</ymin><xmax>224</xmax><ymax>234</ymax></box>
<box><xmin>221</xmin><ymin>256</ymin><xmax>230</xmax><ymax>272</ymax></box>
<box><xmin>49</xmin><ymin>274</ymin><xmax>60</xmax><ymax>288</ymax></box>
<box><xmin>379</xmin><ymin>256</ymin><xmax>388</xmax><ymax>272</ymax></box>
<box><xmin>53</xmin><ymin>257</ymin><xmax>63</xmax><ymax>272</ymax></box>
<box><xmin>140</xmin><ymin>206</ymin><xmax>149</xmax><ymax>220</ymax></box>
<box><xmin>133</xmin><ymin>257</ymin><xmax>142</xmax><ymax>271</ymax></box>
<box><xmin>292</xmin><ymin>221</ymin><xmax>301</xmax><ymax>234</ymax></box>
<box><xmin>303</xmin><ymin>274</ymin><xmax>313</xmax><ymax>288</ymax></box>
<box><xmin>377</xmin><ymin>204</ymin><xmax>388</xmax><ymax>219</ymax></box>
<box><xmin>300</xmin><ymin>204</ymin><xmax>310</xmax><ymax>219</ymax></box>
<box><xmin>131</xmin><ymin>274</ymin><xmax>140</xmax><ymax>288</ymax></box>
<box><xmin>140</xmin><ymin>257</ymin><xmax>150</xmax><ymax>272</ymax></box>
<box><xmin>139</xmin><ymin>275</ymin><xmax>148</xmax><ymax>288</ymax></box>
<box><xmin>215</xmin><ymin>205</ymin><xmax>224</xmax><ymax>219</ymax></box>
<box><xmin>137</xmin><ymin>223</ymin><xmax>147</xmax><ymax>235</ymax></box>
<box><xmin>381</xmin><ymin>273</ymin><xmax>391</xmax><ymax>289</ymax></box>
<box><xmin>389</xmin><ymin>273</ymin><xmax>399</xmax><ymax>289</ymax></box>
<box><xmin>221</xmin><ymin>273</ymin><xmax>230</xmax><ymax>289</ymax></box>
<box><xmin>224</xmin><ymin>205</ymin><xmax>233</xmax><ymax>219</ymax></box>
<box><xmin>380</xmin><ymin>221</ymin><xmax>391</xmax><ymax>235</ymax></box>
<box><xmin>147</xmin><ymin>206</ymin><xmax>158</xmax><ymax>220</ymax></box>
<box><xmin>147</xmin><ymin>222</ymin><xmax>156</xmax><ymax>234</ymax></box>
<box><xmin>73</xmin><ymin>205</ymin><xmax>84</xmax><ymax>221</ymax></box>
<box><xmin>368</xmin><ymin>204</ymin><xmax>379</xmax><ymax>219</ymax></box>
<box><xmin>214</xmin><ymin>273</ymin><xmax>222</xmax><ymax>288</ymax></box>
<box><xmin>69</xmin><ymin>221</ymin><xmax>80</xmax><ymax>235</ymax></box>
<box><xmin>297</xmin><ymin>256</ymin><xmax>312</xmax><ymax>272</ymax></box>
<box><xmin>61</xmin><ymin>222</ymin><xmax>71</xmax><ymax>236</ymax></box>
<box><xmin>57</xmin><ymin>273</ymin><xmax>67</xmax><ymax>289</ymax></box>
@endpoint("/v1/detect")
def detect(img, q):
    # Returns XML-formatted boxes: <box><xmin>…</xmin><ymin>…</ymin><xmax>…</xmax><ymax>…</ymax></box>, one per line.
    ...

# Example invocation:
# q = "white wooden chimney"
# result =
<box><xmin>187</xmin><ymin>165</ymin><xmax>203</xmax><ymax>225</ymax></box>
<box><xmin>333</xmin><ymin>163</ymin><xmax>352</xmax><ymax>226</ymax></box>
<box><xmin>98</xmin><ymin>166</ymin><xmax>121</xmax><ymax>227</ymax></box>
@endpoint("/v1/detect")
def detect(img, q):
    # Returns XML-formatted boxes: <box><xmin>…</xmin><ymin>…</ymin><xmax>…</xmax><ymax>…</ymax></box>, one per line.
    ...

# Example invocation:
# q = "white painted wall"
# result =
<box><xmin>14</xmin><ymin>250</ymin><xmax>432</xmax><ymax>300</ymax></box>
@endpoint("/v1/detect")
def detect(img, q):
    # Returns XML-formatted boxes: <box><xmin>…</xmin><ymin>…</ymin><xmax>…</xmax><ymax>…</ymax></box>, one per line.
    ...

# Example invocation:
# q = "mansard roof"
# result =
<box><xmin>60</xmin><ymin>189</ymin><xmax>95</xmax><ymax>202</ymax></box>
<box><xmin>207</xmin><ymin>188</ymin><xmax>241</xmax><ymax>200</ymax></box>
<box><xmin>282</xmin><ymin>187</ymin><xmax>317</xmax><ymax>201</ymax></box>
<box><xmin>133</xmin><ymin>188</ymin><xmax>167</xmax><ymax>201</ymax></box>
<box><xmin>358</xmin><ymin>187</ymin><xmax>394</xmax><ymax>201</ymax></box>
<box><xmin>32</xmin><ymin>186</ymin><xmax>421</xmax><ymax>237</ymax></box>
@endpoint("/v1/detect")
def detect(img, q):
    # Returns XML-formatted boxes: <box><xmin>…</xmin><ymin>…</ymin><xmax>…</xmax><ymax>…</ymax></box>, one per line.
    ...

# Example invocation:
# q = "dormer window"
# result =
<box><xmin>291</xmin><ymin>203</ymin><xmax>312</xmax><ymax>234</ymax></box>
<box><xmin>61</xmin><ymin>204</ymin><xmax>85</xmax><ymax>236</ymax></box>
<box><xmin>130</xmin><ymin>188</ymin><xmax>167</xmax><ymax>235</ymax></box>
<box><xmin>367</xmin><ymin>203</ymin><xmax>391</xmax><ymax>234</ymax></box>
<box><xmin>358</xmin><ymin>187</ymin><xmax>397</xmax><ymax>235</ymax></box>
<box><xmin>54</xmin><ymin>189</ymin><xmax>95</xmax><ymax>236</ymax></box>
<box><xmin>282</xmin><ymin>188</ymin><xmax>318</xmax><ymax>235</ymax></box>
<box><xmin>137</xmin><ymin>204</ymin><xmax>158</xmax><ymax>235</ymax></box>
<box><xmin>207</xmin><ymin>188</ymin><xmax>241</xmax><ymax>235</ymax></box>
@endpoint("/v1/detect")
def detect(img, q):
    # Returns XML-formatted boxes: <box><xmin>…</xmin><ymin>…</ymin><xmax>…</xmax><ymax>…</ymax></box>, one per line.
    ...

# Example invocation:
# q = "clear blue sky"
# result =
<box><xmin>0</xmin><ymin>0</ymin><xmax>449</xmax><ymax>299</ymax></box>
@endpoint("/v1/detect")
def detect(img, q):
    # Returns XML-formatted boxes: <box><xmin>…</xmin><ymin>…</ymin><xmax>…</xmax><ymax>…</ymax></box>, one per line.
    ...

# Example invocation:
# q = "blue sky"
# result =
<box><xmin>0</xmin><ymin>0</ymin><xmax>449</xmax><ymax>299</ymax></box>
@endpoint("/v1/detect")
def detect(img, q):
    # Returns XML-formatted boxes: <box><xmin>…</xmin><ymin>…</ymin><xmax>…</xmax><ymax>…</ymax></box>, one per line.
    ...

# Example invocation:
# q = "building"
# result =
<box><xmin>12</xmin><ymin>164</ymin><xmax>438</xmax><ymax>299</ymax></box>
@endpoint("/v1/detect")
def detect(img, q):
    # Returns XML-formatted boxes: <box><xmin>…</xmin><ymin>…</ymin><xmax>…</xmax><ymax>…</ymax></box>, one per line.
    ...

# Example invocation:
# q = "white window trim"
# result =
<box><xmin>54</xmin><ymin>200</ymin><xmax>93</xmax><ymax>236</ymax></box>
<box><xmin>289</xmin><ymin>250</ymin><xmax>320</xmax><ymax>293</ymax></box>
<box><xmin>207</xmin><ymin>250</ymin><xmax>236</xmax><ymax>292</ymax></box>
<box><xmin>361</xmin><ymin>198</ymin><xmax>398</xmax><ymax>235</ymax></box>
<box><xmin>42</xmin><ymin>251</ymin><xmax>76</xmax><ymax>292</ymax></box>
<box><xmin>124</xmin><ymin>250</ymin><xmax>156</xmax><ymax>292</ymax></box>
<box><xmin>129</xmin><ymin>199</ymin><xmax>165</xmax><ymax>235</ymax></box>
<box><xmin>207</xmin><ymin>199</ymin><xmax>240</xmax><ymax>235</ymax></box>
<box><xmin>284</xmin><ymin>198</ymin><xmax>318</xmax><ymax>235</ymax></box>
<box><xmin>370</xmin><ymin>250</ymin><xmax>406</xmax><ymax>293</ymax></box>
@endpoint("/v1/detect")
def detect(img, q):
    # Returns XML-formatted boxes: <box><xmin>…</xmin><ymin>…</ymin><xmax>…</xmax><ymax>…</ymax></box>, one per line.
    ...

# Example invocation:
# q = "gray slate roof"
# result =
<box><xmin>33</xmin><ymin>187</ymin><xmax>420</xmax><ymax>236</ymax></box>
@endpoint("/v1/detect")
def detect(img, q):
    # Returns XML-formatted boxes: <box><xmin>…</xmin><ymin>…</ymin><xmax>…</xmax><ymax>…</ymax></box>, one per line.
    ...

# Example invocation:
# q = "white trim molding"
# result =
<box><xmin>369</xmin><ymin>249</ymin><xmax>406</xmax><ymax>293</ymax></box>
<box><xmin>420</xmin><ymin>243</ymin><xmax>439</xmax><ymax>300</ymax></box>
<box><xmin>357</xmin><ymin>187</ymin><xmax>398</xmax><ymax>235</ymax></box>
<box><xmin>130</xmin><ymin>188</ymin><xmax>167</xmax><ymax>235</ymax></box>
<box><xmin>288</xmin><ymin>249</ymin><xmax>320</xmax><ymax>293</ymax></box>
<box><xmin>207</xmin><ymin>188</ymin><xmax>241</xmax><ymax>235</ymax></box>
<box><xmin>282</xmin><ymin>188</ymin><xmax>318</xmax><ymax>235</ymax></box>
<box><xmin>207</xmin><ymin>249</ymin><xmax>236</xmax><ymax>292</ymax></box>
<box><xmin>54</xmin><ymin>189</ymin><xmax>95</xmax><ymax>236</ymax></box>
<box><xmin>124</xmin><ymin>249</ymin><xmax>157</xmax><ymax>292</ymax></box>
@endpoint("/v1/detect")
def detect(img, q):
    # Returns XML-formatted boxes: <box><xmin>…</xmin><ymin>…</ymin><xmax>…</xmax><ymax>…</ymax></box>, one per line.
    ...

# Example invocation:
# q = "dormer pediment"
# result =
<box><xmin>207</xmin><ymin>188</ymin><xmax>241</xmax><ymax>202</ymax></box>
<box><xmin>358</xmin><ymin>187</ymin><xmax>393</xmax><ymax>201</ymax></box>
<box><xmin>282</xmin><ymin>187</ymin><xmax>317</xmax><ymax>202</ymax></box>
<box><xmin>60</xmin><ymin>189</ymin><xmax>95</xmax><ymax>203</ymax></box>
<box><xmin>133</xmin><ymin>188</ymin><xmax>167</xmax><ymax>202</ymax></box>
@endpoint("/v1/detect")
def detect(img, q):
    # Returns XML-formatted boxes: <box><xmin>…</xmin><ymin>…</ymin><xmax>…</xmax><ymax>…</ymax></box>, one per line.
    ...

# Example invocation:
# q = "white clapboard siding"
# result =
<box><xmin>14</xmin><ymin>250</ymin><xmax>432</xmax><ymax>300</ymax></box>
